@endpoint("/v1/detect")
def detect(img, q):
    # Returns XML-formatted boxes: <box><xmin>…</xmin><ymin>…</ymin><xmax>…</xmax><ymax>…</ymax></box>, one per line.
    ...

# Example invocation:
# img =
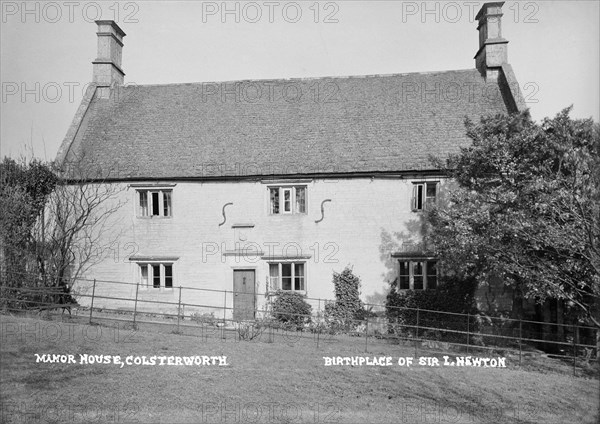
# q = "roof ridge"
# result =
<box><xmin>121</xmin><ymin>68</ymin><xmax>479</xmax><ymax>88</ymax></box>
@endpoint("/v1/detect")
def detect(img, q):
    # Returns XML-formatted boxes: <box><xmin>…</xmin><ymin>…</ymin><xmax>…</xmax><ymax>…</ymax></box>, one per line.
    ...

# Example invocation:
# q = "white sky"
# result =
<box><xmin>1</xmin><ymin>0</ymin><xmax>599</xmax><ymax>161</ymax></box>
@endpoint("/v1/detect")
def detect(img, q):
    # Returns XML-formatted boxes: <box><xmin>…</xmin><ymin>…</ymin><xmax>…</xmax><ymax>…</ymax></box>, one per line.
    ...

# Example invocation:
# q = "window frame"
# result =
<box><xmin>411</xmin><ymin>182</ymin><xmax>438</xmax><ymax>212</ymax></box>
<box><xmin>268</xmin><ymin>185</ymin><xmax>307</xmax><ymax>215</ymax></box>
<box><xmin>397</xmin><ymin>259</ymin><xmax>437</xmax><ymax>290</ymax></box>
<box><xmin>267</xmin><ymin>261</ymin><xmax>306</xmax><ymax>293</ymax></box>
<box><xmin>136</xmin><ymin>189</ymin><xmax>173</xmax><ymax>218</ymax></box>
<box><xmin>282</xmin><ymin>188</ymin><xmax>293</xmax><ymax>214</ymax></box>
<box><xmin>137</xmin><ymin>262</ymin><xmax>175</xmax><ymax>290</ymax></box>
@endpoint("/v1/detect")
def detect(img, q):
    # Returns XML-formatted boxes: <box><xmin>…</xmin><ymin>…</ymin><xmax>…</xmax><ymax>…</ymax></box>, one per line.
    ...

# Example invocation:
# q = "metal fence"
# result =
<box><xmin>1</xmin><ymin>274</ymin><xmax>598</xmax><ymax>375</ymax></box>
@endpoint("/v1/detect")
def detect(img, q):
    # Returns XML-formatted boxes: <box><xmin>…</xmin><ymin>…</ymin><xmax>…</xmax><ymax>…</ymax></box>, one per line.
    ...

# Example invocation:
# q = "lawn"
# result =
<box><xmin>1</xmin><ymin>313</ymin><xmax>598</xmax><ymax>424</ymax></box>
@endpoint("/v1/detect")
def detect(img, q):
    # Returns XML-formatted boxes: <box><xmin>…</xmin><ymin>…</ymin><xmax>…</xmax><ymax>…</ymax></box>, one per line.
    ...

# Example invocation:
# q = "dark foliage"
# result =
<box><xmin>386</xmin><ymin>276</ymin><xmax>479</xmax><ymax>343</ymax></box>
<box><xmin>426</xmin><ymin>108</ymin><xmax>600</xmax><ymax>328</ymax></box>
<box><xmin>271</xmin><ymin>290</ymin><xmax>312</xmax><ymax>330</ymax></box>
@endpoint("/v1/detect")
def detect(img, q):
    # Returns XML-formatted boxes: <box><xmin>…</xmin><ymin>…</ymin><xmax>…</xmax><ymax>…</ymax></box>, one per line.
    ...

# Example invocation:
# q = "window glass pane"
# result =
<box><xmin>399</xmin><ymin>261</ymin><xmax>410</xmax><ymax>290</ymax></box>
<box><xmin>139</xmin><ymin>192</ymin><xmax>148</xmax><ymax>216</ymax></box>
<box><xmin>426</xmin><ymin>183</ymin><xmax>437</xmax><ymax>198</ymax></box>
<box><xmin>294</xmin><ymin>263</ymin><xmax>304</xmax><ymax>277</ymax></box>
<box><xmin>163</xmin><ymin>191</ymin><xmax>172</xmax><ymax>217</ymax></box>
<box><xmin>281</xmin><ymin>263</ymin><xmax>292</xmax><ymax>290</ymax></box>
<box><xmin>413</xmin><ymin>262</ymin><xmax>424</xmax><ymax>290</ymax></box>
<box><xmin>270</xmin><ymin>188</ymin><xmax>279</xmax><ymax>214</ymax></box>
<box><xmin>140</xmin><ymin>265</ymin><xmax>148</xmax><ymax>287</ymax></box>
<box><xmin>413</xmin><ymin>276</ymin><xmax>423</xmax><ymax>290</ymax></box>
<box><xmin>411</xmin><ymin>185</ymin><xmax>416</xmax><ymax>210</ymax></box>
<box><xmin>425</xmin><ymin>183</ymin><xmax>437</xmax><ymax>210</ymax></box>
<box><xmin>295</xmin><ymin>187</ymin><xmax>306</xmax><ymax>213</ymax></box>
<box><xmin>164</xmin><ymin>264</ymin><xmax>173</xmax><ymax>288</ymax></box>
<box><xmin>416</xmin><ymin>185</ymin><xmax>423</xmax><ymax>210</ymax></box>
<box><xmin>294</xmin><ymin>263</ymin><xmax>304</xmax><ymax>291</ymax></box>
<box><xmin>151</xmin><ymin>192</ymin><xmax>160</xmax><ymax>216</ymax></box>
<box><xmin>269</xmin><ymin>263</ymin><xmax>279</xmax><ymax>290</ymax></box>
<box><xmin>427</xmin><ymin>261</ymin><xmax>437</xmax><ymax>290</ymax></box>
<box><xmin>152</xmin><ymin>264</ymin><xmax>161</xmax><ymax>288</ymax></box>
<box><xmin>283</xmin><ymin>189</ymin><xmax>291</xmax><ymax>212</ymax></box>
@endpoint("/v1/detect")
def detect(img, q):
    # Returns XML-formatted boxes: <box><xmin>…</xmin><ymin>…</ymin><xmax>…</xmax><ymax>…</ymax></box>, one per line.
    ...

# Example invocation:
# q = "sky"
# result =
<box><xmin>1</xmin><ymin>0</ymin><xmax>599</xmax><ymax>161</ymax></box>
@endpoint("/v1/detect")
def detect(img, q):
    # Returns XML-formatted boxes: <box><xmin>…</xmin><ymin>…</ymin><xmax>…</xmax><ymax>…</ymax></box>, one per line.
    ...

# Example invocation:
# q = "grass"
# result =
<box><xmin>1</xmin><ymin>312</ymin><xmax>598</xmax><ymax>424</ymax></box>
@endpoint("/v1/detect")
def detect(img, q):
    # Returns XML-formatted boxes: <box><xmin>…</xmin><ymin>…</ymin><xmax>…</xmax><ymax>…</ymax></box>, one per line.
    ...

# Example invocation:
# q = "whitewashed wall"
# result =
<box><xmin>76</xmin><ymin>177</ymin><xmax>444</xmax><ymax>318</ymax></box>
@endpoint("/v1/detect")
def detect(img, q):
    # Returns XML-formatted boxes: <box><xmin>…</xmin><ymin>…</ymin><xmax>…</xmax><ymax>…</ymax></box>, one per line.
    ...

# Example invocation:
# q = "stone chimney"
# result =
<box><xmin>92</xmin><ymin>20</ymin><xmax>126</xmax><ymax>98</ymax></box>
<box><xmin>474</xmin><ymin>2</ymin><xmax>508</xmax><ymax>80</ymax></box>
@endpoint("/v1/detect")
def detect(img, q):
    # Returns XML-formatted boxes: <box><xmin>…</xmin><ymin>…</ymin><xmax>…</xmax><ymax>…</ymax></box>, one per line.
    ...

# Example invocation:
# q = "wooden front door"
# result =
<box><xmin>233</xmin><ymin>270</ymin><xmax>255</xmax><ymax>320</ymax></box>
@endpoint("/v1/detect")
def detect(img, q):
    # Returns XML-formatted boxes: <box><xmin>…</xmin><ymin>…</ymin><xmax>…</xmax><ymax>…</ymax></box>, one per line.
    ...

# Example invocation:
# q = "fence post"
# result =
<box><xmin>519</xmin><ymin>319</ymin><xmax>523</xmax><ymax>366</ymax></box>
<box><xmin>316</xmin><ymin>325</ymin><xmax>320</xmax><ymax>349</ymax></box>
<box><xmin>132</xmin><ymin>281</ymin><xmax>139</xmax><ymax>329</ymax></box>
<box><xmin>177</xmin><ymin>286</ymin><xmax>182</xmax><ymax>334</ymax></box>
<box><xmin>88</xmin><ymin>279</ymin><xmax>96</xmax><ymax>324</ymax></box>
<box><xmin>223</xmin><ymin>290</ymin><xmax>227</xmax><ymax>322</ymax></box>
<box><xmin>573</xmin><ymin>324</ymin><xmax>578</xmax><ymax>376</ymax></box>
<box><xmin>415</xmin><ymin>307</ymin><xmax>420</xmax><ymax>357</ymax></box>
<box><xmin>222</xmin><ymin>290</ymin><xmax>227</xmax><ymax>339</ymax></box>
<box><xmin>466</xmin><ymin>313</ymin><xmax>470</xmax><ymax>354</ymax></box>
<box><xmin>365</xmin><ymin>318</ymin><xmax>369</xmax><ymax>353</ymax></box>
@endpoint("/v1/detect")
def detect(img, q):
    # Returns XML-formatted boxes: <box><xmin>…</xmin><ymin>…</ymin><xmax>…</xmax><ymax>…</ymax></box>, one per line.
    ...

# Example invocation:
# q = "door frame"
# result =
<box><xmin>232</xmin><ymin>268</ymin><xmax>256</xmax><ymax>320</ymax></box>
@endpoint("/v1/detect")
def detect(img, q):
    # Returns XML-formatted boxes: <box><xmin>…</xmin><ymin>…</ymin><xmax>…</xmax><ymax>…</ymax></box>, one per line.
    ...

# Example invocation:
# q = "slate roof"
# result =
<box><xmin>58</xmin><ymin>67</ymin><xmax>522</xmax><ymax>180</ymax></box>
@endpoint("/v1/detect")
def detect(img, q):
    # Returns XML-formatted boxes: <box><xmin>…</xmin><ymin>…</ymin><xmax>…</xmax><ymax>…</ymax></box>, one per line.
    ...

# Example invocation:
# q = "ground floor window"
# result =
<box><xmin>398</xmin><ymin>260</ymin><xmax>437</xmax><ymax>290</ymax></box>
<box><xmin>139</xmin><ymin>263</ymin><xmax>173</xmax><ymax>289</ymax></box>
<box><xmin>268</xmin><ymin>262</ymin><xmax>305</xmax><ymax>291</ymax></box>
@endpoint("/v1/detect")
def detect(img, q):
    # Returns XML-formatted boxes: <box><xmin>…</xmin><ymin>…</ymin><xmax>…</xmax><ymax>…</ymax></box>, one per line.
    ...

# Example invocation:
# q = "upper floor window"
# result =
<box><xmin>139</xmin><ymin>263</ymin><xmax>174</xmax><ymax>289</ymax></box>
<box><xmin>138</xmin><ymin>189</ymin><xmax>172</xmax><ymax>217</ymax></box>
<box><xmin>398</xmin><ymin>260</ymin><xmax>437</xmax><ymax>290</ymax></box>
<box><xmin>268</xmin><ymin>262</ymin><xmax>305</xmax><ymax>292</ymax></box>
<box><xmin>269</xmin><ymin>186</ymin><xmax>306</xmax><ymax>215</ymax></box>
<box><xmin>412</xmin><ymin>182</ymin><xmax>437</xmax><ymax>211</ymax></box>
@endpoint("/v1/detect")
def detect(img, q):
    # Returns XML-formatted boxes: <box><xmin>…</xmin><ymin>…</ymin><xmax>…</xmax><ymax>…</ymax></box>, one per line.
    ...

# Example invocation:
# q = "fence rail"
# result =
<box><xmin>1</xmin><ymin>274</ymin><xmax>598</xmax><ymax>375</ymax></box>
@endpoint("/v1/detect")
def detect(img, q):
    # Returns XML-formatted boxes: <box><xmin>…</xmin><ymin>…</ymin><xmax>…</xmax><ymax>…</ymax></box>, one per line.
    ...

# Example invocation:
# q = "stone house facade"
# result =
<box><xmin>57</xmin><ymin>2</ymin><xmax>525</xmax><ymax>319</ymax></box>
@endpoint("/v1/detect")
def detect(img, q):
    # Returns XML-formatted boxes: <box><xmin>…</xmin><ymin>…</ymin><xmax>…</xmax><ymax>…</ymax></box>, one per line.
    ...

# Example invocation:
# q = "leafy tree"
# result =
<box><xmin>1</xmin><ymin>155</ymin><xmax>125</xmax><ymax>310</ymax></box>
<box><xmin>426</xmin><ymin>108</ymin><xmax>600</xmax><ymax>329</ymax></box>
<box><xmin>0</xmin><ymin>158</ymin><xmax>57</xmax><ymax>284</ymax></box>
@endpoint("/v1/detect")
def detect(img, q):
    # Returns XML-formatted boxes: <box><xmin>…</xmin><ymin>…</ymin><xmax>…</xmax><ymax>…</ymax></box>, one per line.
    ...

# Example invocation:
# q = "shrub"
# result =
<box><xmin>190</xmin><ymin>312</ymin><xmax>217</xmax><ymax>326</ymax></box>
<box><xmin>237</xmin><ymin>320</ymin><xmax>267</xmax><ymax>341</ymax></box>
<box><xmin>354</xmin><ymin>306</ymin><xmax>378</xmax><ymax>322</ymax></box>
<box><xmin>271</xmin><ymin>290</ymin><xmax>312</xmax><ymax>330</ymax></box>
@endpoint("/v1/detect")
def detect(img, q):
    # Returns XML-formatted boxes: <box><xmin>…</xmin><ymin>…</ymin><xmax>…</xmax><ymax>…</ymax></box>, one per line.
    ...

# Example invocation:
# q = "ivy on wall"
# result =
<box><xmin>325</xmin><ymin>266</ymin><xmax>366</xmax><ymax>327</ymax></box>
